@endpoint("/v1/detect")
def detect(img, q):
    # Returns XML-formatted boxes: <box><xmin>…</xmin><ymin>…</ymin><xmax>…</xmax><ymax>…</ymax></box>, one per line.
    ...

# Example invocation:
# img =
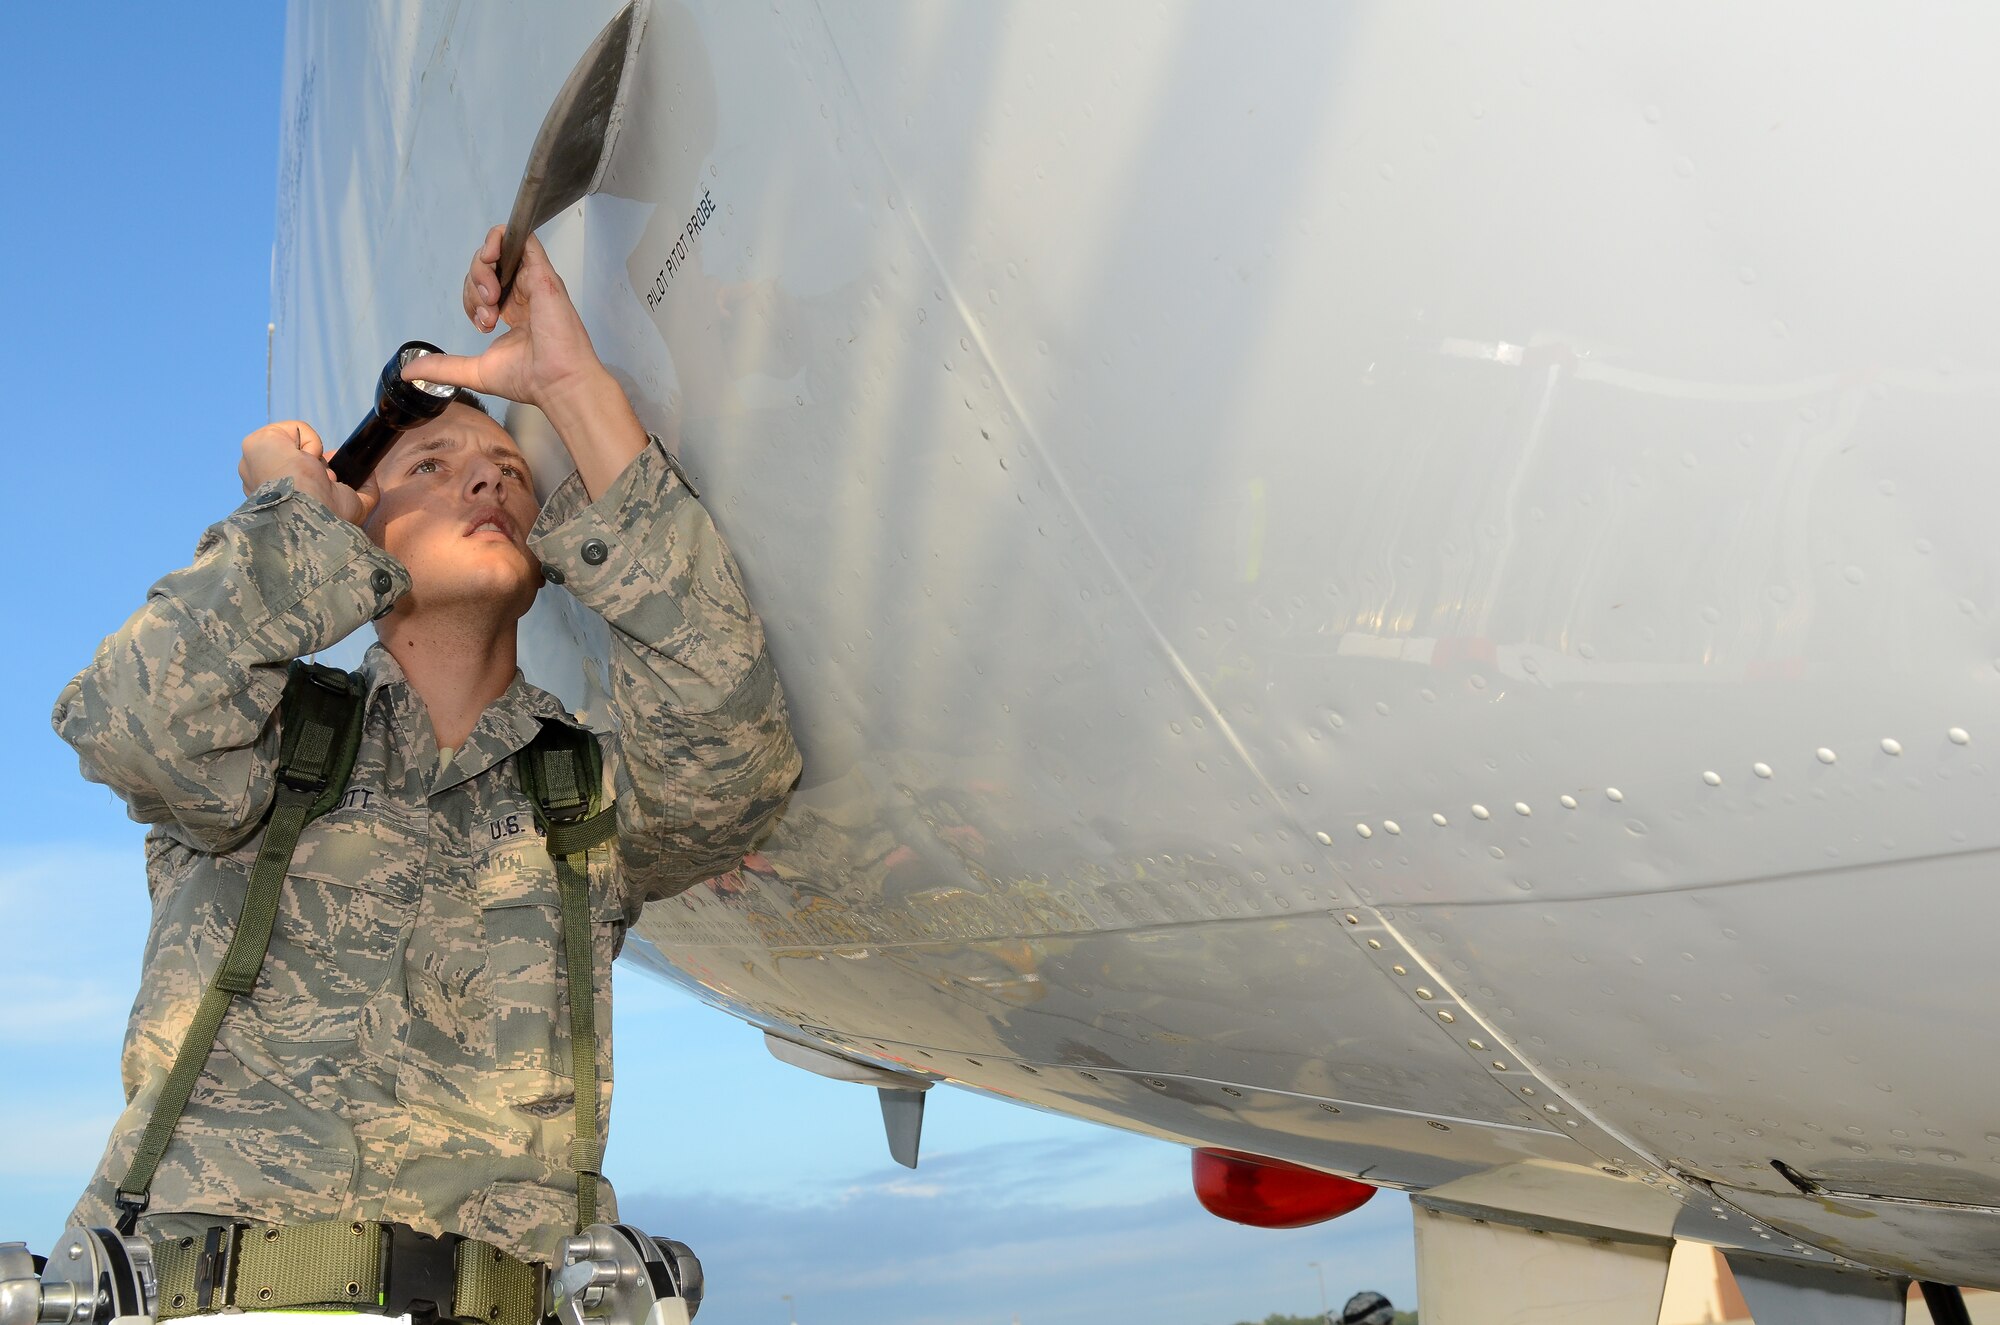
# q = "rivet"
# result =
<box><xmin>1416</xmin><ymin>987</ymin><xmax>1434</xmax><ymax>999</ymax></box>
<box><xmin>352</xmin><ymin>1222</ymin><xmax>365</xmax><ymax>1236</ymax></box>
<box><xmin>1559</xmin><ymin>795</ymin><xmax>1577</xmax><ymax>809</ymax></box>
<box><xmin>264</xmin><ymin>1227</ymin><xmax>281</xmax><ymax>1241</ymax></box>
<box><xmin>1521</xmin><ymin>1086</ymin><xmax>1536</xmax><ymax>1095</ymax></box>
<box><xmin>1816</xmin><ymin>747</ymin><xmax>1837</xmax><ymax>763</ymax></box>
<box><xmin>1145</xmin><ymin>1078</ymin><xmax>1167</xmax><ymax>1089</ymax></box>
<box><xmin>350</xmin><ymin>1283</ymin><xmax>363</xmax><ymax>1297</ymax></box>
<box><xmin>1565</xmin><ymin>1119</ymin><xmax>1581</xmax><ymax>1127</ymax></box>
<box><xmin>1315</xmin><ymin>830</ymin><xmax>1333</xmax><ymax>845</ymax></box>
<box><xmin>259</xmin><ymin>1289</ymin><xmax>273</xmax><ymax>1302</ymax></box>
<box><xmin>1754</xmin><ymin>762</ymin><xmax>1773</xmax><ymax>778</ymax></box>
<box><xmin>488</xmin><ymin>1309</ymin><xmax>501</xmax><ymax>1322</ymax></box>
<box><xmin>1881</xmin><ymin>738</ymin><xmax>1903</xmax><ymax>756</ymax></box>
<box><xmin>1384</xmin><ymin>820</ymin><xmax>1401</xmax><ymax>835</ymax></box>
<box><xmin>1514</xmin><ymin>802</ymin><xmax>1531</xmax><ymax>816</ymax></box>
<box><xmin>1544</xmin><ymin>1103</ymin><xmax>1562</xmax><ymax>1114</ymax></box>
<box><xmin>67</xmin><ymin>1244</ymin><xmax>81</xmax><ymax>1260</ymax></box>
<box><xmin>1468</xmin><ymin>1038</ymin><xmax>1486</xmax><ymax>1050</ymax></box>
<box><xmin>1437</xmin><ymin>1010</ymin><xmax>1455</xmax><ymax>1023</ymax></box>
<box><xmin>180</xmin><ymin>1237</ymin><xmax>195</xmax><ymax>1249</ymax></box>
<box><xmin>1392</xmin><ymin>964</ymin><xmax>1408</xmax><ymax>976</ymax></box>
<box><xmin>1344</xmin><ymin>913</ymin><xmax>1360</xmax><ymax>925</ymax></box>
<box><xmin>1492</xmin><ymin>1061</ymin><xmax>1508</xmax><ymax>1071</ymax></box>
<box><xmin>1472</xmin><ymin>804</ymin><xmax>1490</xmax><ymax>819</ymax></box>
<box><xmin>1432</xmin><ymin>812</ymin><xmax>1449</xmax><ymax>826</ymax></box>
<box><xmin>1366</xmin><ymin>938</ymin><xmax>1382</xmax><ymax>949</ymax></box>
<box><xmin>1079</xmin><ymin>1071</ymin><xmax>1098</xmax><ymax>1081</ymax></box>
<box><xmin>1950</xmin><ymin>727</ymin><xmax>1971</xmax><ymax>745</ymax></box>
<box><xmin>1606</xmin><ymin>788</ymin><xmax>1624</xmax><ymax>802</ymax></box>
<box><xmin>172</xmin><ymin>1296</ymin><xmax>186</xmax><ymax>1309</ymax></box>
<box><xmin>1319</xmin><ymin>1103</ymin><xmax>1341</xmax><ymax>1113</ymax></box>
<box><xmin>1488</xmin><ymin>845</ymin><xmax>1506</xmax><ymax>859</ymax></box>
<box><xmin>1355</xmin><ymin>824</ymin><xmax>1373</xmax><ymax>838</ymax></box>
<box><xmin>1428</xmin><ymin>1121</ymin><xmax>1450</xmax><ymax>1131</ymax></box>
<box><xmin>1222</xmin><ymin>1086</ymin><xmax>1243</xmax><ymax>1097</ymax></box>
<box><xmin>1702</xmin><ymin>771</ymin><xmax>1722</xmax><ymax>786</ymax></box>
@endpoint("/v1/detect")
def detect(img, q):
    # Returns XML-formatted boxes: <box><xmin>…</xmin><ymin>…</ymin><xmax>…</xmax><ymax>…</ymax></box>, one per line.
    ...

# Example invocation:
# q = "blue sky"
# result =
<box><xmin>0</xmin><ymin>8</ymin><xmax>1414</xmax><ymax>1323</ymax></box>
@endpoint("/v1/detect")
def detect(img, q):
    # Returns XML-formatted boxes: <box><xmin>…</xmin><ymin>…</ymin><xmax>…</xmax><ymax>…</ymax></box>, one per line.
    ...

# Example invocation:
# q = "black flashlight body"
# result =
<box><xmin>328</xmin><ymin>340</ymin><xmax>457</xmax><ymax>487</ymax></box>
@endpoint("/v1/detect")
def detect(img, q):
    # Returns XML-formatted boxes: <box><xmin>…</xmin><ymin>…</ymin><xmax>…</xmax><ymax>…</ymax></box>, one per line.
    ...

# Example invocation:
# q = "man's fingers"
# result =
<box><xmin>404</xmin><ymin>350</ymin><xmax>482</xmax><ymax>392</ymax></box>
<box><xmin>268</xmin><ymin>419</ymin><xmax>322</xmax><ymax>451</ymax></box>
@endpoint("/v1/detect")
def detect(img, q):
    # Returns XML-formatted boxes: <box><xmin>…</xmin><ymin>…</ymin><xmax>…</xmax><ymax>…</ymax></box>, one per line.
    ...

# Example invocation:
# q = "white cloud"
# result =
<box><xmin>0</xmin><ymin>839</ymin><xmax>152</xmax><ymax>1238</ymax></box>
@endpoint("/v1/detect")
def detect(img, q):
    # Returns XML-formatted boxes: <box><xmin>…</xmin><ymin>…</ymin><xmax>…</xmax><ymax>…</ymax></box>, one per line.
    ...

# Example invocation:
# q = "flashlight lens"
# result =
<box><xmin>397</xmin><ymin>345</ymin><xmax>454</xmax><ymax>398</ymax></box>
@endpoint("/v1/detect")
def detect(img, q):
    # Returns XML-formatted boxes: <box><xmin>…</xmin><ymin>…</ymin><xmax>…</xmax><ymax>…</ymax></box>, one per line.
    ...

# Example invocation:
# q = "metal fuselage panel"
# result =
<box><xmin>278</xmin><ymin>0</ymin><xmax>2000</xmax><ymax>1285</ymax></box>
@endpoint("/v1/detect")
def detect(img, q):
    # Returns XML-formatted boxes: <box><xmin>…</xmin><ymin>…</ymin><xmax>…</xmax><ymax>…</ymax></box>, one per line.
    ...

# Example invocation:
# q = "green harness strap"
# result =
<box><xmin>116</xmin><ymin>661</ymin><xmax>368</xmax><ymax>1235</ymax></box>
<box><xmin>518</xmin><ymin>720</ymin><xmax>619</xmax><ymax>1231</ymax></box>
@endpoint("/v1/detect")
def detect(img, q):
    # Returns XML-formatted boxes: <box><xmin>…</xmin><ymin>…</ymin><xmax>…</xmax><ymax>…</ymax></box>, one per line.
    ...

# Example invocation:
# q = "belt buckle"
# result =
<box><xmin>193</xmin><ymin>1225</ymin><xmax>241</xmax><ymax>1312</ymax></box>
<box><xmin>381</xmin><ymin>1224</ymin><xmax>465</xmax><ymax>1324</ymax></box>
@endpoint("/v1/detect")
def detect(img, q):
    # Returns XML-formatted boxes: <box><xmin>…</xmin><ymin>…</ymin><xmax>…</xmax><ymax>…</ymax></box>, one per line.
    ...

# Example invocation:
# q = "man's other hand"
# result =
<box><xmin>239</xmin><ymin>421</ymin><xmax>378</xmax><ymax>525</ymax></box>
<box><xmin>411</xmin><ymin>226</ymin><xmax>608</xmax><ymax>413</ymax></box>
<box><xmin>408</xmin><ymin>223</ymin><xmax>650</xmax><ymax>500</ymax></box>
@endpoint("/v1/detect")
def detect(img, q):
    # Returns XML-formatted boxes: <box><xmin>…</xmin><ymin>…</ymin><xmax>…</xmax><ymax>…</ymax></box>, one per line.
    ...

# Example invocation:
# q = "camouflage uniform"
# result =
<box><xmin>53</xmin><ymin>438</ymin><xmax>800</xmax><ymax>1265</ymax></box>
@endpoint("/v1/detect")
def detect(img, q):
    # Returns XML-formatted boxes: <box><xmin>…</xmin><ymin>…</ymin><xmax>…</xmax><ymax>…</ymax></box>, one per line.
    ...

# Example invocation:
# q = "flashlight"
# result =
<box><xmin>328</xmin><ymin>340</ymin><xmax>457</xmax><ymax>488</ymax></box>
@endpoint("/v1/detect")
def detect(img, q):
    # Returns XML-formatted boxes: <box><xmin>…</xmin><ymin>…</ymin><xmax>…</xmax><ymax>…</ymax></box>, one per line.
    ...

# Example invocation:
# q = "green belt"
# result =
<box><xmin>151</xmin><ymin>1218</ymin><xmax>545</xmax><ymax>1325</ymax></box>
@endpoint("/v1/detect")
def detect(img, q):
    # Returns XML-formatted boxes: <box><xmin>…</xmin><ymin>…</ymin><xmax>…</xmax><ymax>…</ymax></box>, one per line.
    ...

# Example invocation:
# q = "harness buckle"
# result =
<box><xmin>382</xmin><ymin>1225</ymin><xmax>464</xmax><ymax>1324</ymax></box>
<box><xmin>112</xmin><ymin>1190</ymin><xmax>149</xmax><ymax>1238</ymax></box>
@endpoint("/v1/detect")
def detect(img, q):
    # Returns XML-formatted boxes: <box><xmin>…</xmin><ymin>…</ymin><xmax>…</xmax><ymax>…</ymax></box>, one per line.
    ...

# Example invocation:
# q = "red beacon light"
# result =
<box><xmin>1192</xmin><ymin>1147</ymin><xmax>1378</xmax><ymax>1228</ymax></box>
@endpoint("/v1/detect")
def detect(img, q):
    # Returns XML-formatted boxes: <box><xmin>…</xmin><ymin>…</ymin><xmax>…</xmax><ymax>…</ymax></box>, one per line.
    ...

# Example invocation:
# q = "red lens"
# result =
<box><xmin>1191</xmin><ymin>1147</ymin><xmax>1378</xmax><ymax>1228</ymax></box>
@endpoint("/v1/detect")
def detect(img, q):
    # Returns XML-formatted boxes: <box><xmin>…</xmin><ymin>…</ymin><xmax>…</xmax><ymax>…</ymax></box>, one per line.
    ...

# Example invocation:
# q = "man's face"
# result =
<box><xmin>361</xmin><ymin>403</ymin><xmax>542</xmax><ymax>620</ymax></box>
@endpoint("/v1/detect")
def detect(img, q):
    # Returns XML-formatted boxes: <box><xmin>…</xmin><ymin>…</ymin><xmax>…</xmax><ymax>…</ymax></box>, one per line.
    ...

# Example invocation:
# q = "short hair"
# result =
<box><xmin>450</xmin><ymin>387</ymin><xmax>494</xmax><ymax>419</ymax></box>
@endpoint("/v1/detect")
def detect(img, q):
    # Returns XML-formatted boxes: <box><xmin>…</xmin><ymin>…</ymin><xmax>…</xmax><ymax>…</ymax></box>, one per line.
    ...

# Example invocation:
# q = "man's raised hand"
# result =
<box><xmin>239</xmin><ymin>421</ymin><xmax>378</xmax><ymax>526</ymax></box>
<box><xmin>406</xmin><ymin>225</ymin><xmax>608</xmax><ymax>413</ymax></box>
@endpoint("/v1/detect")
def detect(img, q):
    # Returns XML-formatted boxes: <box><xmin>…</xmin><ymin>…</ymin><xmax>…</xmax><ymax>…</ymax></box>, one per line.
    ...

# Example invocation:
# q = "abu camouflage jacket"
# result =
<box><xmin>52</xmin><ymin>439</ymin><xmax>800</xmax><ymax>1264</ymax></box>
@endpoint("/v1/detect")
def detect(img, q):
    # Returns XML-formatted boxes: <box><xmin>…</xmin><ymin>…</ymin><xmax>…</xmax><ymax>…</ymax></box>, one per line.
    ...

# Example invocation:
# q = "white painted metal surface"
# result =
<box><xmin>275</xmin><ymin>0</ymin><xmax>2000</xmax><ymax>1302</ymax></box>
<box><xmin>1413</xmin><ymin>1203</ymin><xmax>1671</xmax><ymax>1325</ymax></box>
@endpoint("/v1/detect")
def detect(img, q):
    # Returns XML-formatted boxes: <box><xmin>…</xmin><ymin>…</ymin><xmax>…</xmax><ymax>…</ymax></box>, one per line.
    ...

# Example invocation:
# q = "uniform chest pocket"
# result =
<box><xmin>476</xmin><ymin>840</ymin><xmax>623</xmax><ymax>1075</ymax></box>
<box><xmin>229</xmin><ymin>807</ymin><xmax>424</xmax><ymax>1044</ymax></box>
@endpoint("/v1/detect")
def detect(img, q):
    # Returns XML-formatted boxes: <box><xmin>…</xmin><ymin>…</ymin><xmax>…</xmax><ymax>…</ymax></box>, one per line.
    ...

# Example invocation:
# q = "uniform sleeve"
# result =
<box><xmin>528</xmin><ymin>438</ymin><xmax>801</xmax><ymax>904</ymax></box>
<box><xmin>51</xmin><ymin>479</ymin><xmax>409</xmax><ymax>851</ymax></box>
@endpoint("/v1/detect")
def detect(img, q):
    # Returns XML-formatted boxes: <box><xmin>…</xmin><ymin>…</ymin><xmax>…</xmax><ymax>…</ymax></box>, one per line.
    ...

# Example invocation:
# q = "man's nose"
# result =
<box><xmin>463</xmin><ymin>455</ymin><xmax>508</xmax><ymax>497</ymax></box>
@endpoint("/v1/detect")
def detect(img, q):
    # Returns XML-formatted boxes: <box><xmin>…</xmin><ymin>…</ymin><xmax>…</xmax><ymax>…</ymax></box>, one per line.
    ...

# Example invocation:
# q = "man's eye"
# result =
<box><xmin>500</xmin><ymin>464</ymin><xmax>523</xmax><ymax>479</ymax></box>
<box><xmin>411</xmin><ymin>458</ymin><xmax>441</xmax><ymax>474</ymax></box>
